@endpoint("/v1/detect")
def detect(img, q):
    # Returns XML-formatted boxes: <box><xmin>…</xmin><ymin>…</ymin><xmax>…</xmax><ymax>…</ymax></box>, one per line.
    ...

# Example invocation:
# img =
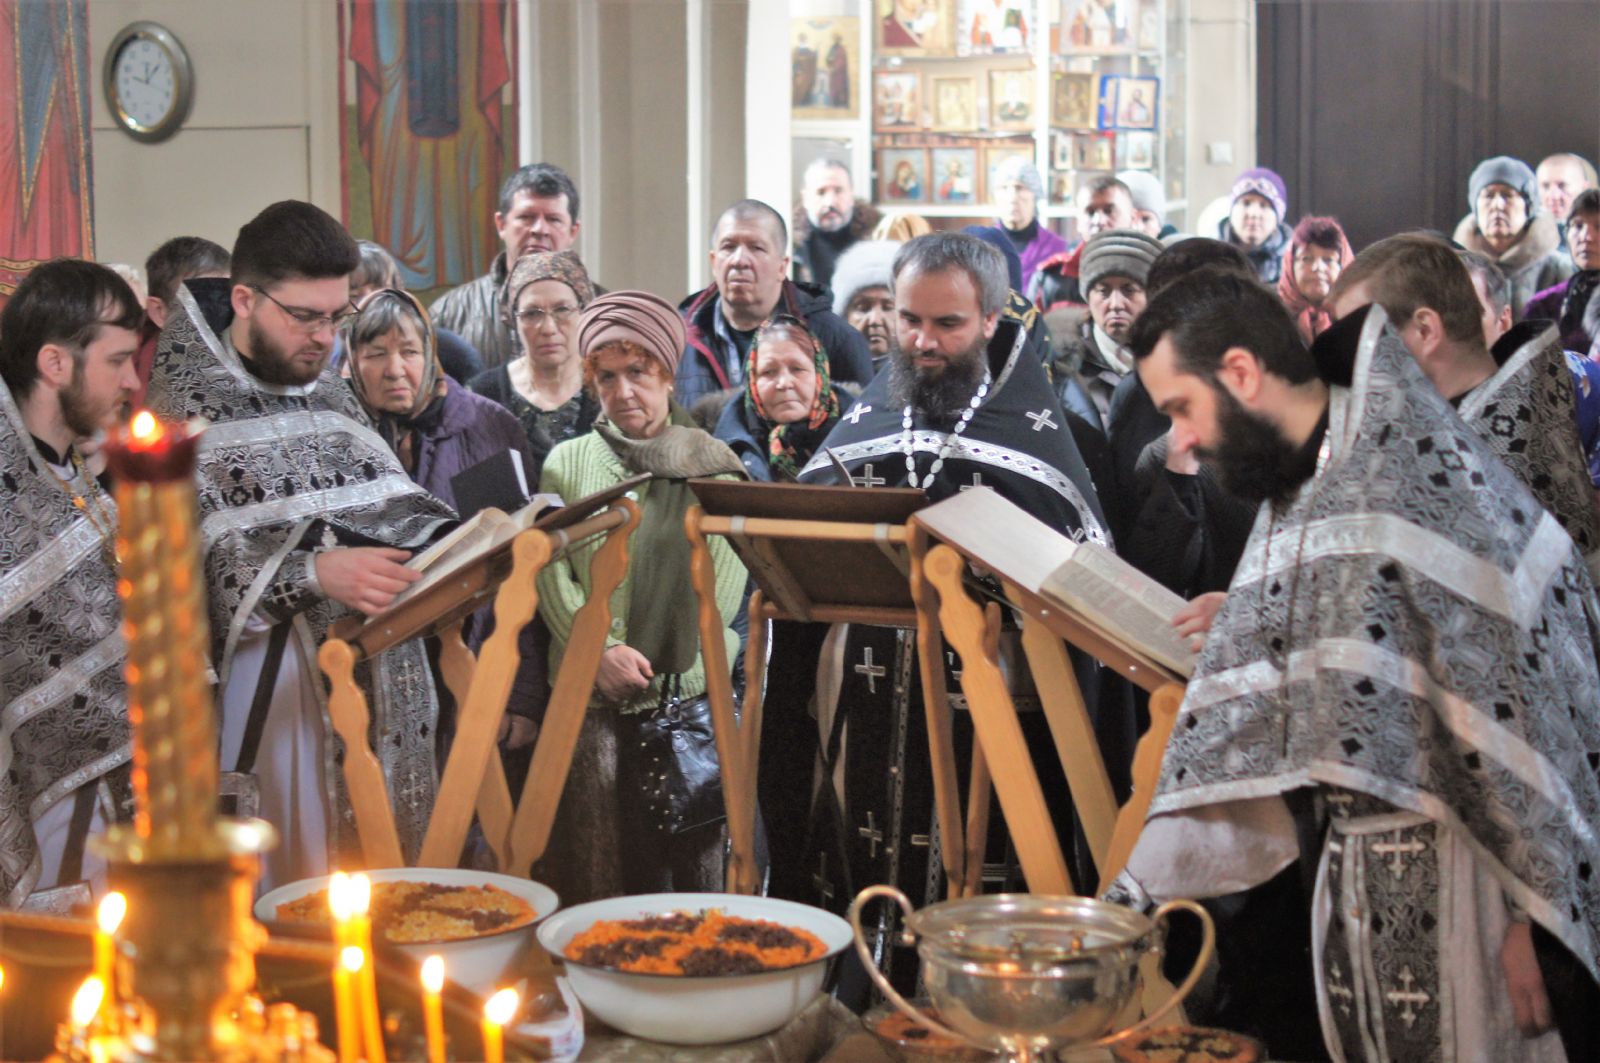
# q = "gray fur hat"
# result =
<box><xmin>829</xmin><ymin>240</ymin><xmax>900</xmax><ymax>316</ymax></box>
<box><xmin>1469</xmin><ymin>156</ymin><xmax>1538</xmax><ymax>214</ymax></box>
<box><xmin>993</xmin><ymin>156</ymin><xmax>1045</xmax><ymax>203</ymax></box>
<box><xmin>1079</xmin><ymin>229</ymin><xmax>1165</xmax><ymax>292</ymax></box>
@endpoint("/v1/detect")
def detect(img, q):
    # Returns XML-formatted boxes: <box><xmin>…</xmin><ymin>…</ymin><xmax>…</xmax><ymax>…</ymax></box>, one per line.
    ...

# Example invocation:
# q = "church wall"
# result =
<box><xmin>88</xmin><ymin>0</ymin><xmax>342</xmax><ymax>270</ymax></box>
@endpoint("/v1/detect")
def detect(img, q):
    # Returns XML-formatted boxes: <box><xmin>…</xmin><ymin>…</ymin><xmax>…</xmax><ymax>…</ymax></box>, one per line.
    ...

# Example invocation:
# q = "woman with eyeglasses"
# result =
<box><xmin>469</xmin><ymin>250</ymin><xmax>601</xmax><ymax>466</ymax></box>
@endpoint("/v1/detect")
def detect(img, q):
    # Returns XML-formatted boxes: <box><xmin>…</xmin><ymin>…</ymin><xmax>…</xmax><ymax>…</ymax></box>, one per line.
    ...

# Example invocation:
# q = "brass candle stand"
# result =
<box><xmin>48</xmin><ymin>414</ymin><xmax>332</xmax><ymax>1063</ymax></box>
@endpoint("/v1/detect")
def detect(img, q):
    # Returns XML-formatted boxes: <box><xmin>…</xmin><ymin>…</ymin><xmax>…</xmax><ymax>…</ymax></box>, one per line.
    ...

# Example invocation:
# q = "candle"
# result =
<box><xmin>482</xmin><ymin>988</ymin><xmax>518</xmax><ymax>1063</ymax></box>
<box><xmin>94</xmin><ymin>892</ymin><xmax>126</xmax><ymax>1003</ymax></box>
<box><xmin>327</xmin><ymin>871</ymin><xmax>354</xmax><ymax>951</ymax></box>
<box><xmin>420</xmin><ymin>955</ymin><xmax>446</xmax><ymax>1063</ymax></box>
<box><xmin>70</xmin><ymin>976</ymin><xmax>105</xmax><ymax>1030</ymax></box>
<box><xmin>103</xmin><ymin>413</ymin><xmax>217</xmax><ymax>856</ymax></box>
<box><xmin>349</xmin><ymin>873</ymin><xmax>385</xmax><ymax>1063</ymax></box>
<box><xmin>334</xmin><ymin>946</ymin><xmax>363</xmax><ymax>1063</ymax></box>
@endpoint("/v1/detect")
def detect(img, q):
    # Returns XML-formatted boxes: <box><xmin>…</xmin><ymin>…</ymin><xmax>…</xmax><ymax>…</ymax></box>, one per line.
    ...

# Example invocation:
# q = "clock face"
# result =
<box><xmin>113</xmin><ymin>35</ymin><xmax>177</xmax><ymax>130</ymax></box>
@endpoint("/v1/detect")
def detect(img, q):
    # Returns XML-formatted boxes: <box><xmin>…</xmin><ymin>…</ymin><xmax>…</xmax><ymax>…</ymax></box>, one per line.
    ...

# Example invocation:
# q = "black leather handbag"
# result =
<box><xmin>626</xmin><ymin>674</ymin><xmax>726</xmax><ymax>836</ymax></box>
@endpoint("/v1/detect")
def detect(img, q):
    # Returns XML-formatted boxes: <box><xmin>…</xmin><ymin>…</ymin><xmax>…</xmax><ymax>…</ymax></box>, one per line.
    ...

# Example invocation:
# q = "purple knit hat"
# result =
<box><xmin>1230</xmin><ymin>167</ymin><xmax>1288</xmax><ymax>221</ymax></box>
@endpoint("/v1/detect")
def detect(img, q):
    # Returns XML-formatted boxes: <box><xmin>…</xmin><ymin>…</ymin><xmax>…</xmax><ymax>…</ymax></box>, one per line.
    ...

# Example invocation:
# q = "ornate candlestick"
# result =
<box><xmin>68</xmin><ymin>411</ymin><xmax>328</xmax><ymax>1063</ymax></box>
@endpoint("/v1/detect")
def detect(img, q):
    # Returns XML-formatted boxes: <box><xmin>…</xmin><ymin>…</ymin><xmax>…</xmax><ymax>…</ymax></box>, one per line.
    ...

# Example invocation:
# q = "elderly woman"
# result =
<box><xmin>714</xmin><ymin>315</ymin><xmax>846</xmax><ymax>481</ymax></box>
<box><xmin>349</xmin><ymin>241</ymin><xmax>482</xmax><ymax>383</ymax></box>
<box><xmin>470</xmin><ymin>250</ymin><xmax>600</xmax><ymax>465</ymax></box>
<box><xmin>830</xmin><ymin>240</ymin><xmax>898</xmax><ymax>368</ymax></box>
<box><xmin>345</xmin><ymin>289</ymin><xmax>534</xmax><ymax>510</ymax></box>
<box><xmin>1277</xmin><ymin>215</ymin><xmax>1354</xmax><ymax>346</ymax></box>
<box><xmin>534</xmin><ymin>291</ymin><xmax>748</xmax><ymax>902</ymax></box>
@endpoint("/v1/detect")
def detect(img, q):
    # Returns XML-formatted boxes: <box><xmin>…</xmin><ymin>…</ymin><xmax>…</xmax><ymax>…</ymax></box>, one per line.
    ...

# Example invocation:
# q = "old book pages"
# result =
<box><xmin>394</xmin><ymin>492</ymin><xmax>562</xmax><ymax>607</ymax></box>
<box><xmin>913</xmin><ymin>488</ymin><xmax>1194</xmax><ymax>677</ymax></box>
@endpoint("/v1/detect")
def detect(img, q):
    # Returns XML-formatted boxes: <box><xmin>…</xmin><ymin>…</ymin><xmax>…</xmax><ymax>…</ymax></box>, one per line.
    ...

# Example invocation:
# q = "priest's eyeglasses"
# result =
<box><xmin>250</xmin><ymin>285</ymin><xmax>358</xmax><ymax>332</ymax></box>
<box><xmin>515</xmin><ymin>305</ymin><xmax>580</xmax><ymax>328</ymax></box>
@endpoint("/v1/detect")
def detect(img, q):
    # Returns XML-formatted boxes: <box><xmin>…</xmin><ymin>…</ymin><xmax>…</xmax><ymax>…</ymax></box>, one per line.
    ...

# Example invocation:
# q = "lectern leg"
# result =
<box><xmin>909</xmin><ymin>535</ymin><xmax>968</xmax><ymax>899</ymax></box>
<box><xmin>1097</xmin><ymin>680</ymin><xmax>1184</xmax><ymax>894</ymax></box>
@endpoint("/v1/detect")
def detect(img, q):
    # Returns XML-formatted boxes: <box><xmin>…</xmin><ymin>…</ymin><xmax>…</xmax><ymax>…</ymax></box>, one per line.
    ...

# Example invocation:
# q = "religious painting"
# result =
<box><xmin>1051</xmin><ymin>130</ymin><xmax>1075</xmax><ymax>171</ymax></box>
<box><xmin>878</xmin><ymin>148</ymin><xmax>930</xmax><ymax>203</ymax></box>
<box><xmin>874</xmin><ymin>69</ymin><xmax>923</xmax><ymax>129</ymax></box>
<box><xmin>343</xmin><ymin>0</ymin><xmax>517</xmax><ymax>293</ymax></box>
<box><xmin>1136</xmin><ymin>0</ymin><xmax>1162</xmax><ymax>50</ymax></box>
<box><xmin>931</xmin><ymin>147</ymin><xmax>980</xmax><ymax>204</ymax></box>
<box><xmin>988</xmin><ymin>68</ymin><xmax>1035</xmax><ymax>132</ymax></box>
<box><xmin>929</xmin><ymin>75</ymin><xmax>979</xmax><ymax>132</ymax></box>
<box><xmin>877</xmin><ymin>0</ymin><xmax>956</xmax><ymax>57</ymax></box>
<box><xmin>957</xmin><ymin>0</ymin><xmax>1032</xmax><ymax>55</ymax></box>
<box><xmin>1051</xmin><ymin>71</ymin><xmax>1096</xmax><ymax>128</ymax></box>
<box><xmin>1059</xmin><ymin>0</ymin><xmax>1131</xmax><ymax>54</ymax></box>
<box><xmin>1050</xmin><ymin>171</ymin><xmax>1075</xmax><ymax>206</ymax></box>
<box><xmin>1117</xmin><ymin>130</ymin><xmax>1156</xmax><ymax>170</ymax></box>
<box><xmin>792</xmin><ymin>16</ymin><xmax>860</xmax><ymax>120</ymax></box>
<box><xmin>984</xmin><ymin>144</ymin><xmax>1035</xmax><ymax>202</ymax></box>
<box><xmin>0</xmin><ymin>0</ymin><xmax>94</xmax><ymax>293</ymax></box>
<box><xmin>1100</xmin><ymin>74</ymin><xmax>1158</xmax><ymax>130</ymax></box>
<box><xmin>1072</xmin><ymin>131</ymin><xmax>1115</xmax><ymax>171</ymax></box>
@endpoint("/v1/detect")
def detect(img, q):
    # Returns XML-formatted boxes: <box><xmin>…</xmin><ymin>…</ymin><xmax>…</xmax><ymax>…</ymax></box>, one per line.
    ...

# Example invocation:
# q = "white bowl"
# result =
<box><xmin>255</xmin><ymin>867</ymin><xmax>559</xmax><ymax>996</ymax></box>
<box><xmin>535</xmin><ymin>892</ymin><xmax>851</xmax><ymax>1045</ymax></box>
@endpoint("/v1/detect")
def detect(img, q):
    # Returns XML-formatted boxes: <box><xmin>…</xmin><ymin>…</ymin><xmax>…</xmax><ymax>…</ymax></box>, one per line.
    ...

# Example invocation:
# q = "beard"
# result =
<box><xmin>59</xmin><ymin>368</ymin><xmax>118</xmax><ymax>439</ymax></box>
<box><xmin>886</xmin><ymin>337</ymin><xmax>988</xmax><ymax>427</ymax></box>
<box><xmin>810</xmin><ymin>204</ymin><xmax>850</xmax><ymax>232</ymax></box>
<box><xmin>243</xmin><ymin>317</ymin><xmax>328</xmax><ymax>386</ymax></box>
<box><xmin>1193</xmin><ymin>386</ymin><xmax>1318</xmax><ymax>506</ymax></box>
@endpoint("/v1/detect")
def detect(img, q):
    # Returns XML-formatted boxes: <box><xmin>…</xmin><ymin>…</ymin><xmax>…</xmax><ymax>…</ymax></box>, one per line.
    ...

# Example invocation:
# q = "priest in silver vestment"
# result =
<box><xmin>1113</xmin><ymin>269</ymin><xmax>1600</xmax><ymax>1061</ymax></box>
<box><xmin>148</xmin><ymin>203</ymin><xmax>456</xmax><ymax>887</ymax></box>
<box><xmin>0</xmin><ymin>261</ymin><xmax>143</xmax><ymax>907</ymax></box>
<box><xmin>1331</xmin><ymin>232</ymin><xmax>1600</xmax><ymax>581</ymax></box>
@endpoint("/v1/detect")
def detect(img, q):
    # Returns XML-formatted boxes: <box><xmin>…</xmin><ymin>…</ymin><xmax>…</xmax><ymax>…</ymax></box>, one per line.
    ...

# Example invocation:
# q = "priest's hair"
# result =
<box><xmin>891</xmin><ymin>232</ymin><xmax>1009</xmax><ymax>316</ymax></box>
<box><xmin>1128</xmin><ymin>265</ymin><xmax>1316</xmax><ymax>385</ymax></box>
<box><xmin>231</xmin><ymin>200</ymin><xmax>359</xmax><ymax>289</ymax></box>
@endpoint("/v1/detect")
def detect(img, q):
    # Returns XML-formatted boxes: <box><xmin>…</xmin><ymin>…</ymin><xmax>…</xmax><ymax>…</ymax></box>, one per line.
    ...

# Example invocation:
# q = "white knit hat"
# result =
<box><xmin>829</xmin><ymin>240</ymin><xmax>901</xmax><ymax>317</ymax></box>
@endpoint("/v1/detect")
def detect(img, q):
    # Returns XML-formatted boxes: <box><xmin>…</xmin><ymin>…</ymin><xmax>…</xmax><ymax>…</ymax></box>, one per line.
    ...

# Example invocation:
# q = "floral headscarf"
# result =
<box><xmin>499</xmin><ymin>249</ymin><xmax>595</xmax><ymax>334</ymax></box>
<box><xmin>743</xmin><ymin>315</ymin><xmax>841</xmax><ymax>480</ymax></box>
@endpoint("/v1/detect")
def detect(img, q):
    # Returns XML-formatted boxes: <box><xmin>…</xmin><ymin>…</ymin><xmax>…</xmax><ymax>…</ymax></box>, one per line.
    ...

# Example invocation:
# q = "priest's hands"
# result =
<box><xmin>1501</xmin><ymin>921</ymin><xmax>1554</xmax><ymax>1038</ymax></box>
<box><xmin>597</xmin><ymin>644</ymin><xmax>654</xmax><ymax>702</ymax></box>
<box><xmin>1173</xmin><ymin>591</ymin><xmax>1227</xmax><ymax>652</ymax></box>
<box><xmin>315</xmin><ymin>547</ymin><xmax>421</xmax><ymax>615</ymax></box>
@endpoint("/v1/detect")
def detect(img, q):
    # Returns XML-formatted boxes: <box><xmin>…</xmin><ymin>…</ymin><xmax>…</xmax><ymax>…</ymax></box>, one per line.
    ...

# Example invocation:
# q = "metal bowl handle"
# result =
<box><xmin>847</xmin><ymin>885</ymin><xmax>972</xmax><ymax>1047</ymax></box>
<box><xmin>1093</xmin><ymin>898</ymin><xmax>1216</xmax><ymax>1047</ymax></box>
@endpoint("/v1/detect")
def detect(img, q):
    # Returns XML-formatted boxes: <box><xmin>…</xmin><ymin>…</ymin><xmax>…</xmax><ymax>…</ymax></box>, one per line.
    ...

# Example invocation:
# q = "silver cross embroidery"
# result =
<box><xmin>1370</xmin><ymin>830</ymin><xmax>1427</xmax><ymax>879</ymax></box>
<box><xmin>958</xmin><ymin>471</ymin><xmax>988</xmax><ymax>492</ymax></box>
<box><xmin>842</xmin><ymin>403</ymin><xmax>873</xmax><ymax>425</ymax></box>
<box><xmin>1326</xmin><ymin>961</ymin><xmax>1355</xmax><ymax>1017</ymax></box>
<box><xmin>1384</xmin><ymin>965</ymin><xmax>1431</xmax><ymax>1027</ymax></box>
<box><xmin>812</xmin><ymin>853</ymin><xmax>835</xmax><ymax>904</ymax></box>
<box><xmin>1025</xmin><ymin>408</ymin><xmax>1059</xmax><ymax>432</ymax></box>
<box><xmin>858</xmin><ymin>811</ymin><xmax>885</xmax><ymax>858</ymax></box>
<box><xmin>852</xmin><ymin>463</ymin><xmax>887</xmax><ymax>489</ymax></box>
<box><xmin>855</xmin><ymin>646</ymin><xmax>887</xmax><ymax>693</ymax></box>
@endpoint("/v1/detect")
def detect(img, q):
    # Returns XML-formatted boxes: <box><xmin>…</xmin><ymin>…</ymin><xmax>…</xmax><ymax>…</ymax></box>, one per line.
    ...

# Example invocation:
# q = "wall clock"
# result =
<box><xmin>103</xmin><ymin>22</ymin><xmax>193</xmax><ymax>143</ymax></box>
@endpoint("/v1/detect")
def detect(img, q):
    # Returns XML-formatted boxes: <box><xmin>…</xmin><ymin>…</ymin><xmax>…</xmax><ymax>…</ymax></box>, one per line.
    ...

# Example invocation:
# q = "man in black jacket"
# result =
<box><xmin>677</xmin><ymin>199</ymin><xmax>874</xmax><ymax>409</ymax></box>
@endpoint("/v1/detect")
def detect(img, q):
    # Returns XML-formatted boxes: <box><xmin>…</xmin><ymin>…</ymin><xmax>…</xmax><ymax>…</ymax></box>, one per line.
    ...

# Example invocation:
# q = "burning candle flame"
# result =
<box><xmin>350</xmin><ymin>872</ymin><xmax>372</xmax><ymax>916</ymax></box>
<box><xmin>421</xmin><ymin>955</ymin><xmax>445</xmax><ymax>994</ymax></box>
<box><xmin>328</xmin><ymin>871</ymin><xmax>353</xmax><ymax>922</ymax></box>
<box><xmin>129</xmin><ymin>410</ymin><xmax>161</xmax><ymax>443</ymax></box>
<box><xmin>96</xmin><ymin>892</ymin><xmax>127</xmax><ymax>935</ymax></box>
<box><xmin>341</xmin><ymin>946</ymin><xmax>365</xmax><ymax>974</ymax></box>
<box><xmin>71</xmin><ymin>977</ymin><xmax>105</xmax><ymax>1026</ymax></box>
<box><xmin>484</xmin><ymin>987</ymin><xmax>519</xmax><ymax>1026</ymax></box>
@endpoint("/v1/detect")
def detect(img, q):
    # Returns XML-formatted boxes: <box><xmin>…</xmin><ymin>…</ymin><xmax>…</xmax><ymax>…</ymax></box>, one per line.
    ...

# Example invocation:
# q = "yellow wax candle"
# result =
<box><xmin>349</xmin><ymin>873</ymin><xmax>385</xmax><ymax>1063</ymax></box>
<box><xmin>420</xmin><ymin>955</ymin><xmax>446</xmax><ymax>1063</ymax></box>
<box><xmin>482</xmin><ymin>988</ymin><xmax>518</xmax><ymax>1063</ymax></box>
<box><xmin>70</xmin><ymin>976</ymin><xmax>105</xmax><ymax>1033</ymax></box>
<box><xmin>94</xmin><ymin>892</ymin><xmax>126</xmax><ymax>1004</ymax></box>
<box><xmin>334</xmin><ymin>947</ymin><xmax>362</xmax><ymax>1063</ymax></box>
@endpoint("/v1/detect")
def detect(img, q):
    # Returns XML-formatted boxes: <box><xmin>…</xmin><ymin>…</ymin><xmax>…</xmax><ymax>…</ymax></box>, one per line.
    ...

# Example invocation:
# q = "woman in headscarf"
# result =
<box><xmin>713</xmin><ymin>315</ymin><xmax>845</xmax><ymax>481</ymax></box>
<box><xmin>345</xmin><ymin>288</ymin><xmax>534</xmax><ymax>510</ymax></box>
<box><xmin>470</xmin><ymin>250</ymin><xmax>601</xmax><ymax>465</ymax></box>
<box><xmin>533</xmin><ymin>291</ymin><xmax>749</xmax><ymax>903</ymax></box>
<box><xmin>1277</xmin><ymin>215</ymin><xmax>1354</xmax><ymax>346</ymax></box>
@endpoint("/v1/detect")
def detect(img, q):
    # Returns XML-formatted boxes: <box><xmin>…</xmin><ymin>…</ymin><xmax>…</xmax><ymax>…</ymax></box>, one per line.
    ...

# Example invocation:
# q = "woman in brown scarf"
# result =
<box><xmin>533</xmin><ymin>291</ymin><xmax>749</xmax><ymax>902</ymax></box>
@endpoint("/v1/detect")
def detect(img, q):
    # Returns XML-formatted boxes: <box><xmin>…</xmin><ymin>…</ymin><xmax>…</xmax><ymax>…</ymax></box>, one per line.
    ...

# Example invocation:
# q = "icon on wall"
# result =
<box><xmin>879</xmin><ymin>147</ymin><xmax>930</xmax><ymax>202</ymax></box>
<box><xmin>792</xmin><ymin>17</ymin><xmax>860</xmax><ymax>120</ymax></box>
<box><xmin>877</xmin><ymin>0</ymin><xmax>957</xmax><ymax>57</ymax></box>
<box><xmin>874</xmin><ymin>69</ymin><xmax>923</xmax><ymax>129</ymax></box>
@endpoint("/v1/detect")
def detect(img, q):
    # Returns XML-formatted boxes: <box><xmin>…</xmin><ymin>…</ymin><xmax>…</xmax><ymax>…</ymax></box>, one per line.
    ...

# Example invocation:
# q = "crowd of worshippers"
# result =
<box><xmin>4</xmin><ymin>146</ymin><xmax>1600</xmax><ymax>1061</ymax></box>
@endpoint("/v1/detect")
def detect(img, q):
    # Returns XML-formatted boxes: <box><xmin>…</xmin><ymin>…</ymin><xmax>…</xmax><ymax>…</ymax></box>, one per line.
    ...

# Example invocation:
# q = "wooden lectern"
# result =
<box><xmin>911</xmin><ymin>488</ymin><xmax>1191</xmax><ymax>896</ymax></box>
<box><xmin>318</xmin><ymin>479</ymin><xmax>643</xmax><ymax>873</ymax></box>
<box><xmin>685</xmin><ymin>479</ymin><xmax>991</xmax><ymax>899</ymax></box>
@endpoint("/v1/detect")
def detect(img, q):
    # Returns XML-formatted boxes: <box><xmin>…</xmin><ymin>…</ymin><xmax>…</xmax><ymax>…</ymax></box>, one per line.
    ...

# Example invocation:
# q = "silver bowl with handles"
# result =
<box><xmin>848</xmin><ymin>887</ymin><xmax>1214</xmax><ymax>1063</ymax></box>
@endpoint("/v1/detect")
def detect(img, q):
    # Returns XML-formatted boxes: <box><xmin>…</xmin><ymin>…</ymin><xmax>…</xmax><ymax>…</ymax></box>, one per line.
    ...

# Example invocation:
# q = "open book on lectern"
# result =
<box><xmin>913</xmin><ymin>488</ymin><xmax>1195</xmax><ymax>678</ymax></box>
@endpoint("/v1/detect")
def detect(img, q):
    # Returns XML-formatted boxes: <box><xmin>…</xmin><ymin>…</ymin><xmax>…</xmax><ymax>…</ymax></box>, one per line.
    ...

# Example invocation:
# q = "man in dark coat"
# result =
<box><xmin>792</xmin><ymin>160</ymin><xmax>879</xmax><ymax>291</ymax></box>
<box><xmin>678</xmin><ymin>199</ymin><xmax>873</xmax><ymax>409</ymax></box>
